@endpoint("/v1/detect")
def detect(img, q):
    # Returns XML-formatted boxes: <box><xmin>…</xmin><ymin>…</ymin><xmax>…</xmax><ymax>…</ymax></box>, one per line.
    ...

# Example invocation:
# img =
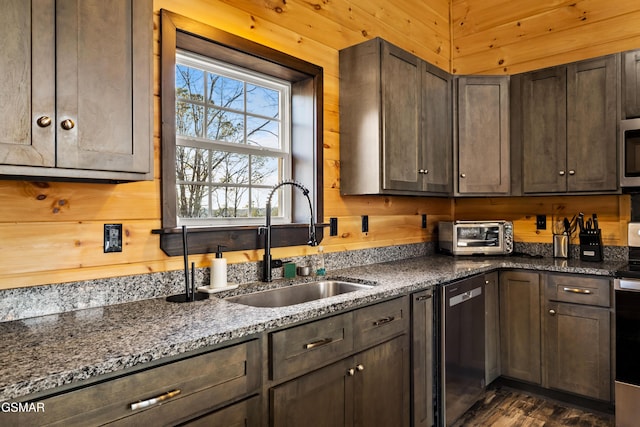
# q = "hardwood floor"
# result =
<box><xmin>451</xmin><ymin>386</ymin><xmax>614</xmax><ymax>427</ymax></box>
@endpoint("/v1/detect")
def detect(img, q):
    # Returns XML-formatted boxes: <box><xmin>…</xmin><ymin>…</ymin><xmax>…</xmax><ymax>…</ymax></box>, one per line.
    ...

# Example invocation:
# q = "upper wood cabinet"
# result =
<box><xmin>517</xmin><ymin>55</ymin><xmax>618</xmax><ymax>194</ymax></box>
<box><xmin>0</xmin><ymin>0</ymin><xmax>152</xmax><ymax>181</ymax></box>
<box><xmin>340</xmin><ymin>38</ymin><xmax>452</xmax><ymax>196</ymax></box>
<box><xmin>455</xmin><ymin>76</ymin><xmax>511</xmax><ymax>195</ymax></box>
<box><xmin>623</xmin><ymin>49</ymin><xmax>640</xmax><ymax>119</ymax></box>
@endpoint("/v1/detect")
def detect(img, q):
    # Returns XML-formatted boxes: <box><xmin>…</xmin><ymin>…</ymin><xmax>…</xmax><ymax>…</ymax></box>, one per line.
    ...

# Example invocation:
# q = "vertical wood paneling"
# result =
<box><xmin>452</xmin><ymin>0</ymin><xmax>640</xmax><ymax>74</ymax></box>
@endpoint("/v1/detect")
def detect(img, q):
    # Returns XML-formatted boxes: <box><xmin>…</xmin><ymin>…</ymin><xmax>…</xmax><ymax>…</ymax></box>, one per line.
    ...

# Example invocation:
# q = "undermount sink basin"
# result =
<box><xmin>224</xmin><ymin>280</ymin><xmax>374</xmax><ymax>308</ymax></box>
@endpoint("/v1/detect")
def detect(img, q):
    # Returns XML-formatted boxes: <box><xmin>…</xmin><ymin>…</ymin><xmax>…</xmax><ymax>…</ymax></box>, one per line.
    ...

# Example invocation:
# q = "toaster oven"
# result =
<box><xmin>438</xmin><ymin>220</ymin><xmax>514</xmax><ymax>255</ymax></box>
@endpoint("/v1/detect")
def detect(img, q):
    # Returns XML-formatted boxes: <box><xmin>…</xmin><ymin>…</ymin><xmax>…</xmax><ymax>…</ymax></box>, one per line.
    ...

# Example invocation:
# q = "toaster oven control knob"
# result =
<box><xmin>559</xmin><ymin>170</ymin><xmax>565</xmax><ymax>176</ymax></box>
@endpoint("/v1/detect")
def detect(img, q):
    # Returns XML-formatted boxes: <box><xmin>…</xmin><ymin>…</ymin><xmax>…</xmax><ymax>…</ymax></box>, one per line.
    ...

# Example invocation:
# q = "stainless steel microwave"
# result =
<box><xmin>620</xmin><ymin>118</ymin><xmax>640</xmax><ymax>187</ymax></box>
<box><xmin>438</xmin><ymin>220</ymin><xmax>514</xmax><ymax>255</ymax></box>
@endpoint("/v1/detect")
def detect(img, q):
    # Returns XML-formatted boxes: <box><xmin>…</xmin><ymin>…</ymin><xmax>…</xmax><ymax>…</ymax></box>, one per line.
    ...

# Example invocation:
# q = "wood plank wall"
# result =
<box><xmin>1</xmin><ymin>0</ymin><xmax>637</xmax><ymax>290</ymax></box>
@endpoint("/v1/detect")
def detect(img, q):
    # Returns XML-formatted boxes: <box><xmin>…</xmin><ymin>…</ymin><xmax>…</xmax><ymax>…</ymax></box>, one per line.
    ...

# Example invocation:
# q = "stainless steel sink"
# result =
<box><xmin>224</xmin><ymin>280</ymin><xmax>373</xmax><ymax>307</ymax></box>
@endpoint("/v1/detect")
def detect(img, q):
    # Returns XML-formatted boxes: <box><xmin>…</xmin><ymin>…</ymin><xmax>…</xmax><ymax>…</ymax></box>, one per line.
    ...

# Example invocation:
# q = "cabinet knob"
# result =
<box><xmin>356</xmin><ymin>364</ymin><xmax>365</xmax><ymax>372</ymax></box>
<box><xmin>418</xmin><ymin>169</ymin><xmax>429</xmax><ymax>175</ymax></box>
<box><xmin>60</xmin><ymin>119</ymin><xmax>75</xmax><ymax>130</ymax></box>
<box><xmin>347</xmin><ymin>368</ymin><xmax>355</xmax><ymax>376</ymax></box>
<box><xmin>36</xmin><ymin>116</ymin><xmax>52</xmax><ymax>128</ymax></box>
<box><xmin>568</xmin><ymin>170</ymin><xmax>575</xmax><ymax>175</ymax></box>
<box><xmin>460</xmin><ymin>173</ymin><xmax>466</xmax><ymax>178</ymax></box>
<box><xmin>549</xmin><ymin>309</ymin><xmax>556</xmax><ymax>315</ymax></box>
<box><xmin>559</xmin><ymin>171</ymin><xmax>565</xmax><ymax>176</ymax></box>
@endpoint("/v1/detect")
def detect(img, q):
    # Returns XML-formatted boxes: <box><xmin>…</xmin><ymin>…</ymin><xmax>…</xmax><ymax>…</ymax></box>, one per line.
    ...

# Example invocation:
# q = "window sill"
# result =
<box><xmin>152</xmin><ymin>224</ymin><xmax>327</xmax><ymax>257</ymax></box>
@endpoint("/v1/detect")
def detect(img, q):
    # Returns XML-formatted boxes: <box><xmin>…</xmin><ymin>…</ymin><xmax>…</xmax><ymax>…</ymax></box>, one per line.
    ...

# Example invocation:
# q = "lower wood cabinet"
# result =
<box><xmin>270</xmin><ymin>335</ymin><xmax>410</xmax><ymax>427</ymax></box>
<box><xmin>8</xmin><ymin>339</ymin><xmax>261</xmax><ymax>427</ymax></box>
<box><xmin>543</xmin><ymin>274</ymin><xmax>612</xmax><ymax>401</ymax></box>
<box><xmin>499</xmin><ymin>270</ymin><xmax>542</xmax><ymax>384</ymax></box>
<box><xmin>268</xmin><ymin>296</ymin><xmax>411</xmax><ymax>427</ymax></box>
<box><xmin>484</xmin><ymin>271</ymin><xmax>500</xmax><ymax>385</ymax></box>
<box><xmin>499</xmin><ymin>270</ymin><xmax>613</xmax><ymax>402</ymax></box>
<box><xmin>411</xmin><ymin>289</ymin><xmax>434</xmax><ymax>427</ymax></box>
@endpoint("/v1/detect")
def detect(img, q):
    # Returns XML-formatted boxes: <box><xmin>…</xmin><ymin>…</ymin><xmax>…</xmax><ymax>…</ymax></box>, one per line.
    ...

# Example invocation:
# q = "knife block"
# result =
<box><xmin>579</xmin><ymin>229</ymin><xmax>603</xmax><ymax>262</ymax></box>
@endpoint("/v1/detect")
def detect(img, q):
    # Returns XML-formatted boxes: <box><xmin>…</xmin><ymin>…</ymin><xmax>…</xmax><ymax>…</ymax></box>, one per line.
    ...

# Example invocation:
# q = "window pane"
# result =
<box><xmin>176</xmin><ymin>183</ymin><xmax>208</xmax><ymax>218</ymax></box>
<box><xmin>247</xmin><ymin>117</ymin><xmax>279</xmax><ymax>149</ymax></box>
<box><xmin>208</xmin><ymin>73</ymin><xmax>244</xmax><ymax>111</ymax></box>
<box><xmin>176</xmin><ymin>102</ymin><xmax>203</xmax><ymax>137</ymax></box>
<box><xmin>206</xmin><ymin>108</ymin><xmax>244</xmax><ymax>143</ymax></box>
<box><xmin>176</xmin><ymin>65</ymin><xmax>204</xmax><ymax>101</ymax></box>
<box><xmin>246</xmin><ymin>84</ymin><xmax>279</xmax><ymax>118</ymax></box>
<box><xmin>212</xmin><ymin>187</ymin><xmax>249</xmax><ymax>218</ymax></box>
<box><xmin>251</xmin><ymin>155</ymin><xmax>280</xmax><ymax>186</ymax></box>
<box><xmin>251</xmin><ymin>188</ymin><xmax>274</xmax><ymax>217</ymax></box>
<box><xmin>176</xmin><ymin>146</ymin><xmax>208</xmax><ymax>183</ymax></box>
<box><xmin>211</xmin><ymin>151</ymin><xmax>250</xmax><ymax>185</ymax></box>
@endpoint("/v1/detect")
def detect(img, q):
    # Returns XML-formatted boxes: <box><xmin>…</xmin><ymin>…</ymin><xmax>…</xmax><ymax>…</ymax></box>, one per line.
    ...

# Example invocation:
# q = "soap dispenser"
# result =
<box><xmin>210</xmin><ymin>245</ymin><xmax>227</xmax><ymax>289</ymax></box>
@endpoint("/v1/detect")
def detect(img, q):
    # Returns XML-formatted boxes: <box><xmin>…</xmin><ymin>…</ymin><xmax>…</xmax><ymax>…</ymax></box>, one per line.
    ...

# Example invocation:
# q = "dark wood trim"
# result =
<box><xmin>159</xmin><ymin>10</ymin><xmax>324</xmax><ymax>255</ymax></box>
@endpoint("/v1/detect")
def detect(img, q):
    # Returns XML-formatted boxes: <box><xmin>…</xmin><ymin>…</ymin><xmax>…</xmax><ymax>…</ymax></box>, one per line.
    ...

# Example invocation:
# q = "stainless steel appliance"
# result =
<box><xmin>614</xmin><ymin>222</ymin><xmax>640</xmax><ymax>426</ymax></box>
<box><xmin>620</xmin><ymin>118</ymin><xmax>640</xmax><ymax>187</ymax></box>
<box><xmin>440</xmin><ymin>275</ymin><xmax>485</xmax><ymax>426</ymax></box>
<box><xmin>438</xmin><ymin>220</ymin><xmax>513</xmax><ymax>256</ymax></box>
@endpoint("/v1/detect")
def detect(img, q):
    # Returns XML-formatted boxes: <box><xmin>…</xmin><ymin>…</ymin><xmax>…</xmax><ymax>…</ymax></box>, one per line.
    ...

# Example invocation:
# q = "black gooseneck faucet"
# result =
<box><xmin>260</xmin><ymin>180</ymin><xmax>318</xmax><ymax>282</ymax></box>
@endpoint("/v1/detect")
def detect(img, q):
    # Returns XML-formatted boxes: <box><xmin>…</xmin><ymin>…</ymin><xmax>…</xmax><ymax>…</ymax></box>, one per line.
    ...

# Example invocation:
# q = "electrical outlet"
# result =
<box><xmin>104</xmin><ymin>224</ymin><xmax>123</xmax><ymax>253</ymax></box>
<box><xmin>421</xmin><ymin>214</ymin><xmax>427</xmax><ymax>229</ymax></box>
<box><xmin>536</xmin><ymin>215</ymin><xmax>546</xmax><ymax>230</ymax></box>
<box><xmin>329</xmin><ymin>217</ymin><xmax>338</xmax><ymax>236</ymax></box>
<box><xmin>361</xmin><ymin>215</ymin><xmax>369</xmax><ymax>233</ymax></box>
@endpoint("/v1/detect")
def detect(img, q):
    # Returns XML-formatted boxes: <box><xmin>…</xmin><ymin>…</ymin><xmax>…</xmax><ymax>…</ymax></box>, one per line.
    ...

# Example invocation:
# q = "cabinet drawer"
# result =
<box><xmin>546</xmin><ymin>274</ymin><xmax>611</xmax><ymax>307</ymax></box>
<box><xmin>14</xmin><ymin>340</ymin><xmax>260</xmax><ymax>426</ymax></box>
<box><xmin>270</xmin><ymin>312</ymin><xmax>354</xmax><ymax>381</ymax></box>
<box><xmin>354</xmin><ymin>296</ymin><xmax>409</xmax><ymax>350</ymax></box>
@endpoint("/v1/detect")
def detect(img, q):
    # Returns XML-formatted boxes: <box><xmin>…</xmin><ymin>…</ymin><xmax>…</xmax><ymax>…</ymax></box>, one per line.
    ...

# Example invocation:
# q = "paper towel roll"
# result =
<box><xmin>210</xmin><ymin>258</ymin><xmax>227</xmax><ymax>288</ymax></box>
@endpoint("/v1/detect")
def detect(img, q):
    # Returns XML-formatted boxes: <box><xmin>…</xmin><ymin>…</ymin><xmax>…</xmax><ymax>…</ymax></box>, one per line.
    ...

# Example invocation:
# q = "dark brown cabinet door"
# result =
<box><xmin>520</xmin><ymin>55</ymin><xmax>617</xmax><ymax>194</ymax></box>
<box><xmin>0</xmin><ymin>0</ymin><xmax>55</xmax><ymax>167</ymax></box>
<box><xmin>0</xmin><ymin>0</ymin><xmax>151</xmax><ymax>180</ymax></box>
<box><xmin>456</xmin><ymin>76</ymin><xmax>510</xmax><ymax>195</ymax></box>
<box><xmin>499</xmin><ymin>271</ymin><xmax>541</xmax><ymax>384</ymax></box>
<box><xmin>381</xmin><ymin>43</ymin><xmax>422</xmax><ymax>192</ymax></box>
<box><xmin>411</xmin><ymin>290</ymin><xmax>434</xmax><ymax>427</ymax></box>
<box><xmin>521</xmin><ymin>66</ymin><xmax>567</xmax><ymax>193</ymax></box>
<box><xmin>270</xmin><ymin>357</ymin><xmax>353</xmax><ymax>427</ymax></box>
<box><xmin>422</xmin><ymin>63</ymin><xmax>453</xmax><ymax>193</ymax></box>
<box><xmin>544</xmin><ymin>302</ymin><xmax>611</xmax><ymax>401</ymax></box>
<box><xmin>623</xmin><ymin>49</ymin><xmax>640</xmax><ymax>119</ymax></box>
<box><xmin>566</xmin><ymin>55</ymin><xmax>618</xmax><ymax>192</ymax></box>
<box><xmin>353</xmin><ymin>336</ymin><xmax>410</xmax><ymax>427</ymax></box>
<box><xmin>270</xmin><ymin>336</ymin><xmax>409</xmax><ymax>427</ymax></box>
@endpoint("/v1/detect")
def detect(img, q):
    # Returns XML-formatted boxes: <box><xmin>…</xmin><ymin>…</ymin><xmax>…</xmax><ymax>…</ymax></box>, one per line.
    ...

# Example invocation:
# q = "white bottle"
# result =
<box><xmin>210</xmin><ymin>246</ymin><xmax>227</xmax><ymax>289</ymax></box>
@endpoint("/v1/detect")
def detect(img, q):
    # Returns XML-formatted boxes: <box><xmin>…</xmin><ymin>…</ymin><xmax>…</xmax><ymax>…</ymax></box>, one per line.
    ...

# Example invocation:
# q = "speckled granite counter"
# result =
<box><xmin>0</xmin><ymin>255</ymin><xmax>624</xmax><ymax>403</ymax></box>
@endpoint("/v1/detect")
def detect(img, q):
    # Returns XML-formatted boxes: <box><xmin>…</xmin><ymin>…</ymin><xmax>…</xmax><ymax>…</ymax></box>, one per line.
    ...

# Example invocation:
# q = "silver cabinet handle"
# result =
<box><xmin>36</xmin><ymin>116</ymin><xmax>52</xmax><ymax>128</ymax></box>
<box><xmin>130</xmin><ymin>389</ymin><xmax>181</xmax><ymax>411</ymax></box>
<box><xmin>347</xmin><ymin>368</ymin><xmax>355</xmax><ymax>376</ymax></box>
<box><xmin>549</xmin><ymin>309</ymin><xmax>556</xmax><ymax>315</ymax></box>
<box><xmin>418</xmin><ymin>169</ymin><xmax>429</xmax><ymax>174</ymax></box>
<box><xmin>304</xmin><ymin>337</ymin><xmax>333</xmax><ymax>349</ymax></box>
<box><xmin>569</xmin><ymin>170</ymin><xmax>576</xmax><ymax>175</ymax></box>
<box><xmin>460</xmin><ymin>173</ymin><xmax>466</xmax><ymax>178</ymax></box>
<box><xmin>373</xmin><ymin>316</ymin><xmax>395</xmax><ymax>326</ymax></box>
<box><xmin>60</xmin><ymin>119</ymin><xmax>75</xmax><ymax>130</ymax></box>
<box><xmin>356</xmin><ymin>364</ymin><xmax>364</xmax><ymax>372</ymax></box>
<box><xmin>563</xmin><ymin>287</ymin><xmax>592</xmax><ymax>295</ymax></box>
<box><xmin>415</xmin><ymin>295</ymin><xmax>432</xmax><ymax>301</ymax></box>
<box><xmin>559</xmin><ymin>170</ymin><xmax>565</xmax><ymax>176</ymax></box>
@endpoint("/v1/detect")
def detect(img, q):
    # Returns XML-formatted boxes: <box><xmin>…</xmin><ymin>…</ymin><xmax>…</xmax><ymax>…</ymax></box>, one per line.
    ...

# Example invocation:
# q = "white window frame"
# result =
<box><xmin>175</xmin><ymin>50</ymin><xmax>293</xmax><ymax>227</ymax></box>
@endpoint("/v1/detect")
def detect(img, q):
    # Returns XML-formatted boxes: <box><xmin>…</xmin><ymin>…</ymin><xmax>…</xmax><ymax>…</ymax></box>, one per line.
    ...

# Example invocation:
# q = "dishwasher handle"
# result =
<box><xmin>448</xmin><ymin>286</ymin><xmax>483</xmax><ymax>307</ymax></box>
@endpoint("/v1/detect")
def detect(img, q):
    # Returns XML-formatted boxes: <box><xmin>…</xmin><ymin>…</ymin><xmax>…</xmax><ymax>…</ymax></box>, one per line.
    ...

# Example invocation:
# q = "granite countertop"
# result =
<box><xmin>0</xmin><ymin>255</ymin><xmax>624</xmax><ymax>403</ymax></box>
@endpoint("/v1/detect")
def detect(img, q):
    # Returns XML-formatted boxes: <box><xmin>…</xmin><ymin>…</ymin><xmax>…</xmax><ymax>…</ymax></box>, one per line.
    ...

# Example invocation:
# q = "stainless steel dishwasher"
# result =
<box><xmin>440</xmin><ymin>274</ymin><xmax>486</xmax><ymax>426</ymax></box>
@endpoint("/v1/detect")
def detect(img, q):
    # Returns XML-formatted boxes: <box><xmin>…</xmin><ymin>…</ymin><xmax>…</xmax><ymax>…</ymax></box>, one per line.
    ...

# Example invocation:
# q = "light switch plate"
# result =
<box><xmin>104</xmin><ymin>224</ymin><xmax>123</xmax><ymax>253</ymax></box>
